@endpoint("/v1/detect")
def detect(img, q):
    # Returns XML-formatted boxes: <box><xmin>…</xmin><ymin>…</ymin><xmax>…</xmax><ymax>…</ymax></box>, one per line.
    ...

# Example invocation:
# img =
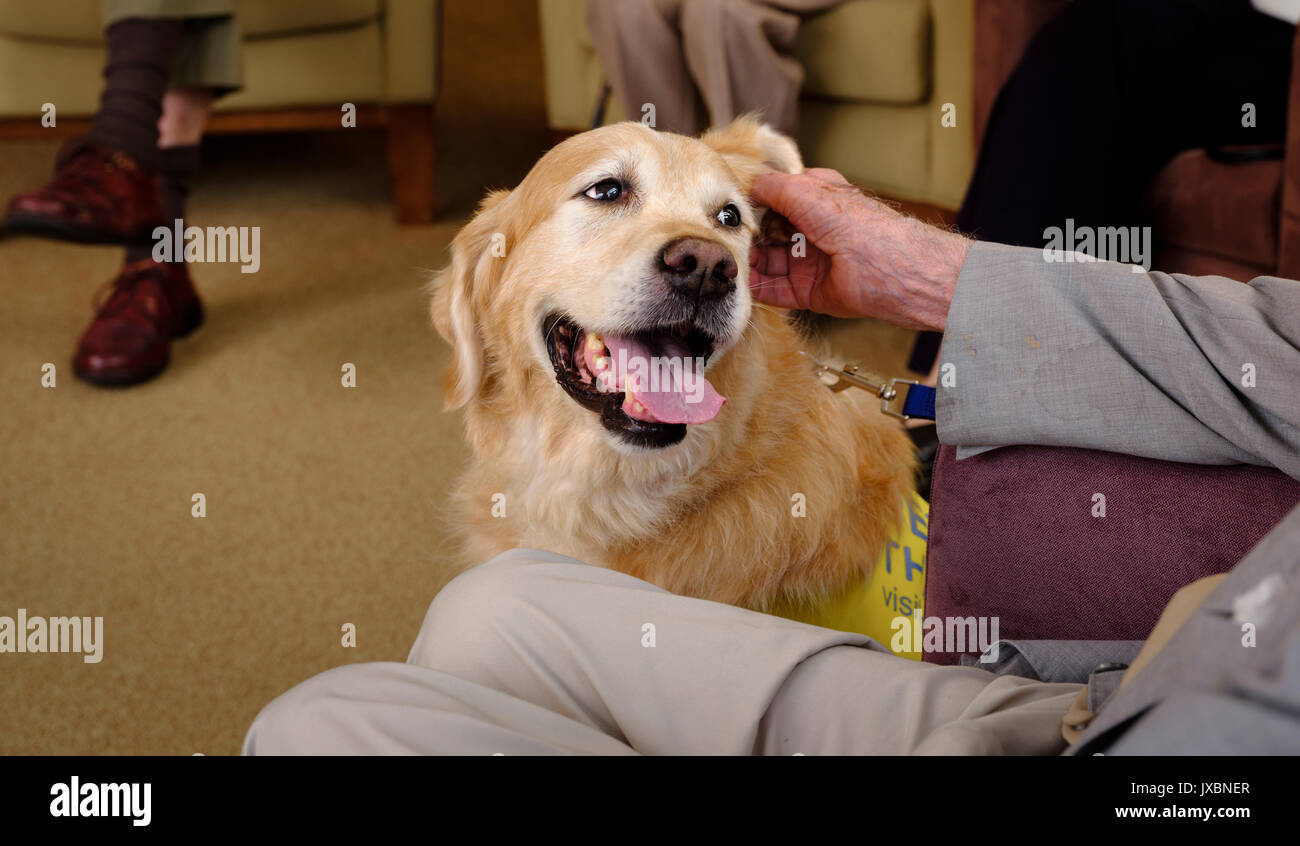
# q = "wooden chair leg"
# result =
<box><xmin>385</xmin><ymin>103</ymin><xmax>436</xmax><ymax>225</ymax></box>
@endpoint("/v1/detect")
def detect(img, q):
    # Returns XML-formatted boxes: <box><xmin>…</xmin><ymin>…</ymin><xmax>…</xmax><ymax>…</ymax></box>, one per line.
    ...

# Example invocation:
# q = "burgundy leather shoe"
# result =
<box><xmin>3</xmin><ymin>140</ymin><xmax>164</xmax><ymax>245</ymax></box>
<box><xmin>73</xmin><ymin>260</ymin><xmax>204</xmax><ymax>387</ymax></box>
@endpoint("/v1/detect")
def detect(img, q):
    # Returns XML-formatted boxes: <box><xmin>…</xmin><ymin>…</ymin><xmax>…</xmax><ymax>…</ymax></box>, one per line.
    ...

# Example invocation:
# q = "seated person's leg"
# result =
<box><xmin>248</xmin><ymin>549</ymin><xmax>1081</xmax><ymax>756</ymax></box>
<box><xmin>244</xmin><ymin>662</ymin><xmax>638</xmax><ymax>756</ymax></box>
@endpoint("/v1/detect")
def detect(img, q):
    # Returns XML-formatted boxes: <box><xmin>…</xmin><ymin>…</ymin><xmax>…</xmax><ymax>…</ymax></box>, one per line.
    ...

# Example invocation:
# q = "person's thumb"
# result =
<box><xmin>749</xmin><ymin>171</ymin><xmax>813</xmax><ymax>221</ymax></box>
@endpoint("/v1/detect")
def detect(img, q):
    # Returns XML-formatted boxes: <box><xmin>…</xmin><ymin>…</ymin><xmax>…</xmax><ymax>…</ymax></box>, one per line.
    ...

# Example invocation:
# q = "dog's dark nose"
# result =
<box><xmin>658</xmin><ymin>238</ymin><xmax>737</xmax><ymax>301</ymax></box>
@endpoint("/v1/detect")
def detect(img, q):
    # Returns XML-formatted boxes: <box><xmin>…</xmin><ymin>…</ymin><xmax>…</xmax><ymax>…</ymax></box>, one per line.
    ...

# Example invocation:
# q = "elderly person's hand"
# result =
<box><xmin>748</xmin><ymin>168</ymin><xmax>971</xmax><ymax>332</ymax></box>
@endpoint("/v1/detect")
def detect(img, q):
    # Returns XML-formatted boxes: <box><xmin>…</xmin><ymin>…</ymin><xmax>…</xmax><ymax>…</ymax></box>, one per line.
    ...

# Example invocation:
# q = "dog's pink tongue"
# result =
<box><xmin>603</xmin><ymin>334</ymin><xmax>725</xmax><ymax>424</ymax></box>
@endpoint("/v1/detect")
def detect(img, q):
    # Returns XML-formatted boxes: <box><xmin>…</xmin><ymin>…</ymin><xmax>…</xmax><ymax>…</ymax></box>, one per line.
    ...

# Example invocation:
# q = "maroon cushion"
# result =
<box><xmin>923</xmin><ymin>445</ymin><xmax>1300</xmax><ymax>665</ymax></box>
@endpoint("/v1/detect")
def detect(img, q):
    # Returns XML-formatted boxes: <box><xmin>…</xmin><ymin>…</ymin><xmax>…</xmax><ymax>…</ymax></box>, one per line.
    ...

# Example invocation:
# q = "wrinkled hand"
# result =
<box><xmin>748</xmin><ymin>168</ymin><xmax>971</xmax><ymax>332</ymax></box>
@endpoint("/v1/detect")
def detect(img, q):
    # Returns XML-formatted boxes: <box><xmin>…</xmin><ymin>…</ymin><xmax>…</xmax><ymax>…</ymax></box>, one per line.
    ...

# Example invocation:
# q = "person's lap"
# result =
<box><xmin>245</xmin><ymin>549</ymin><xmax>1080</xmax><ymax>755</ymax></box>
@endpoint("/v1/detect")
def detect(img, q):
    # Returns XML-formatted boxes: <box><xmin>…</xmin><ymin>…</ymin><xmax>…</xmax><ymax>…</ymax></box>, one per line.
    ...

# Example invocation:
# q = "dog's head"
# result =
<box><xmin>431</xmin><ymin>117</ymin><xmax>802</xmax><ymax>452</ymax></box>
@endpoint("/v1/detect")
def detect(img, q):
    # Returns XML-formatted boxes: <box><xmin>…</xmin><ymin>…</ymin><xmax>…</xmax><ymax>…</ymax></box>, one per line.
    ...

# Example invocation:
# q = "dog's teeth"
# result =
<box><xmin>585</xmin><ymin>332</ymin><xmax>605</xmax><ymax>353</ymax></box>
<box><xmin>623</xmin><ymin>375</ymin><xmax>644</xmax><ymax>414</ymax></box>
<box><xmin>593</xmin><ymin>355</ymin><xmax>608</xmax><ymax>370</ymax></box>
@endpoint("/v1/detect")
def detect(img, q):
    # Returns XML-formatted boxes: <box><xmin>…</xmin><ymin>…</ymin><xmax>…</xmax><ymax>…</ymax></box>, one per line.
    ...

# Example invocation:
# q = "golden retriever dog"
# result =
<box><xmin>430</xmin><ymin>117</ymin><xmax>915</xmax><ymax>612</ymax></box>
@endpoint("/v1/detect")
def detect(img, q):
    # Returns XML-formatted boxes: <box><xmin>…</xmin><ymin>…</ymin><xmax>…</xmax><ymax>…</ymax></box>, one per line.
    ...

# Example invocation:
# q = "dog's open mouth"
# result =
<box><xmin>544</xmin><ymin>313</ymin><xmax>725</xmax><ymax>448</ymax></box>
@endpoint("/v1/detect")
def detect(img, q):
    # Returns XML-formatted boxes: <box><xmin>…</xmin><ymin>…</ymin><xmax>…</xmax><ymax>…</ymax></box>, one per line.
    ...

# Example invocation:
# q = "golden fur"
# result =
<box><xmin>430</xmin><ymin>118</ymin><xmax>915</xmax><ymax>611</ymax></box>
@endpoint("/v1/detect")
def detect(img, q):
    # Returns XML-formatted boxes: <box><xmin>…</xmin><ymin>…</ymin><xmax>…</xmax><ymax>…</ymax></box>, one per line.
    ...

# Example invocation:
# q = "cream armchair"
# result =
<box><xmin>538</xmin><ymin>0</ymin><xmax>974</xmax><ymax>212</ymax></box>
<box><xmin>0</xmin><ymin>0</ymin><xmax>441</xmax><ymax>223</ymax></box>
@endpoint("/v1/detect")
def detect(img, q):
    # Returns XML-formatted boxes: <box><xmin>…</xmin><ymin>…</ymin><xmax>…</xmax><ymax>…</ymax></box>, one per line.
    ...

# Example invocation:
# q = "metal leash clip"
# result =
<box><xmin>799</xmin><ymin>351</ymin><xmax>933</xmax><ymax>421</ymax></box>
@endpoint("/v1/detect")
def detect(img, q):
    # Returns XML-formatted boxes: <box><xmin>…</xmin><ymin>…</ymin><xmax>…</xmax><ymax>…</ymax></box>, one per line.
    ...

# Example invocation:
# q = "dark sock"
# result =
<box><xmin>128</xmin><ymin>144</ymin><xmax>200</xmax><ymax>265</ymax></box>
<box><xmin>88</xmin><ymin>18</ymin><xmax>183</xmax><ymax>171</ymax></box>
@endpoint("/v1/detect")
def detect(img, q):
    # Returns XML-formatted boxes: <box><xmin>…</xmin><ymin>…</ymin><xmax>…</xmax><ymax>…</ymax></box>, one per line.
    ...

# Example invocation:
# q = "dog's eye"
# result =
<box><xmin>584</xmin><ymin>179</ymin><xmax>624</xmax><ymax>202</ymax></box>
<box><xmin>716</xmin><ymin>204</ymin><xmax>741</xmax><ymax>228</ymax></box>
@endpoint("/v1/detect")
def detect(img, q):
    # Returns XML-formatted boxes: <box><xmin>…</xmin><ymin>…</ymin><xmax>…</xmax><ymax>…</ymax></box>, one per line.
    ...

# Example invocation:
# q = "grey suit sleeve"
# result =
<box><xmin>936</xmin><ymin>242</ymin><xmax>1300</xmax><ymax>479</ymax></box>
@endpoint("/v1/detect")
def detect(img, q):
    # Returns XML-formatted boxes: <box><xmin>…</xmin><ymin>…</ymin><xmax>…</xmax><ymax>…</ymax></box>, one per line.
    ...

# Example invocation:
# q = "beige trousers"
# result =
<box><xmin>586</xmin><ymin>0</ymin><xmax>845</xmax><ymax>135</ymax></box>
<box><xmin>244</xmin><ymin>549</ymin><xmax>1081</xmax><ymax>755</ymax></box>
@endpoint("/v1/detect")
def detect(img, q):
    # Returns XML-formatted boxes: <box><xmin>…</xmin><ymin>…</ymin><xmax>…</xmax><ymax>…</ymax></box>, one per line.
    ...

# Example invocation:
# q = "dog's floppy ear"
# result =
<box><xmin>430</xmin><ymin>189</ymin><xmax>510</xmax><ymax>410</ymax></box>
<box><xmin>701</xmin><ymin>115</ymin><xmax>803</xmax><ymax>185</ymax></box>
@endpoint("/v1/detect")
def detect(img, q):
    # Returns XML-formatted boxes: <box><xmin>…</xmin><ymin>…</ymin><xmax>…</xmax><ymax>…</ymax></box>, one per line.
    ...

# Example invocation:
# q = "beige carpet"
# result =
<box><xmin>0</xmin><ymin>2</ymin><xmax>915</xmax><ymax>755</ymax></box>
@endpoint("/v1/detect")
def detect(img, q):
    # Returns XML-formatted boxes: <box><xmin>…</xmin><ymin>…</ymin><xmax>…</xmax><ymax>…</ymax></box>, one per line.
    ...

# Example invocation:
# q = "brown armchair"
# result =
<box><xmin>974</xmin><ymin>0</ymin><xmax>1300</xmax><ymax>281</ymax></box>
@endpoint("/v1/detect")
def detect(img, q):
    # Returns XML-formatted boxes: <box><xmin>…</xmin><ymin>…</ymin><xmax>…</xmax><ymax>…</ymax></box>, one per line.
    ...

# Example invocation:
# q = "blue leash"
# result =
<box><xmin>900</xmin><ymin>381</ymin><xmax>936</xmax><ymax>420</ymax></box>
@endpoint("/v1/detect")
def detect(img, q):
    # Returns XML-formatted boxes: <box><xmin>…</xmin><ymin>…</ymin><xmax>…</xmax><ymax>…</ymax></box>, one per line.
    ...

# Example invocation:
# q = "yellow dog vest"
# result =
<box><xmin>768</xmin><ymin>492</ymin><xmax>929</xmax><ymax>660</ymax></box>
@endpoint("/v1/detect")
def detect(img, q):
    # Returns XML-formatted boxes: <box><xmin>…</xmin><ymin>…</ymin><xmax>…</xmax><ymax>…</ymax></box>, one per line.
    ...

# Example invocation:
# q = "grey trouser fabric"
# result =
<box><xmin>1071</xmin><ymin>501</ymin><xmax>1300</xmax><ymax>755</ymax></box>
<box><xmin>243</xmin><ymin>548</ymin><xmax>1081</xmax><ymax>755</ymax></box>
<box><xmin>102</xmin><ymin>0</ymin><xmax>243</xmax><ymax>92</ymax></box>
